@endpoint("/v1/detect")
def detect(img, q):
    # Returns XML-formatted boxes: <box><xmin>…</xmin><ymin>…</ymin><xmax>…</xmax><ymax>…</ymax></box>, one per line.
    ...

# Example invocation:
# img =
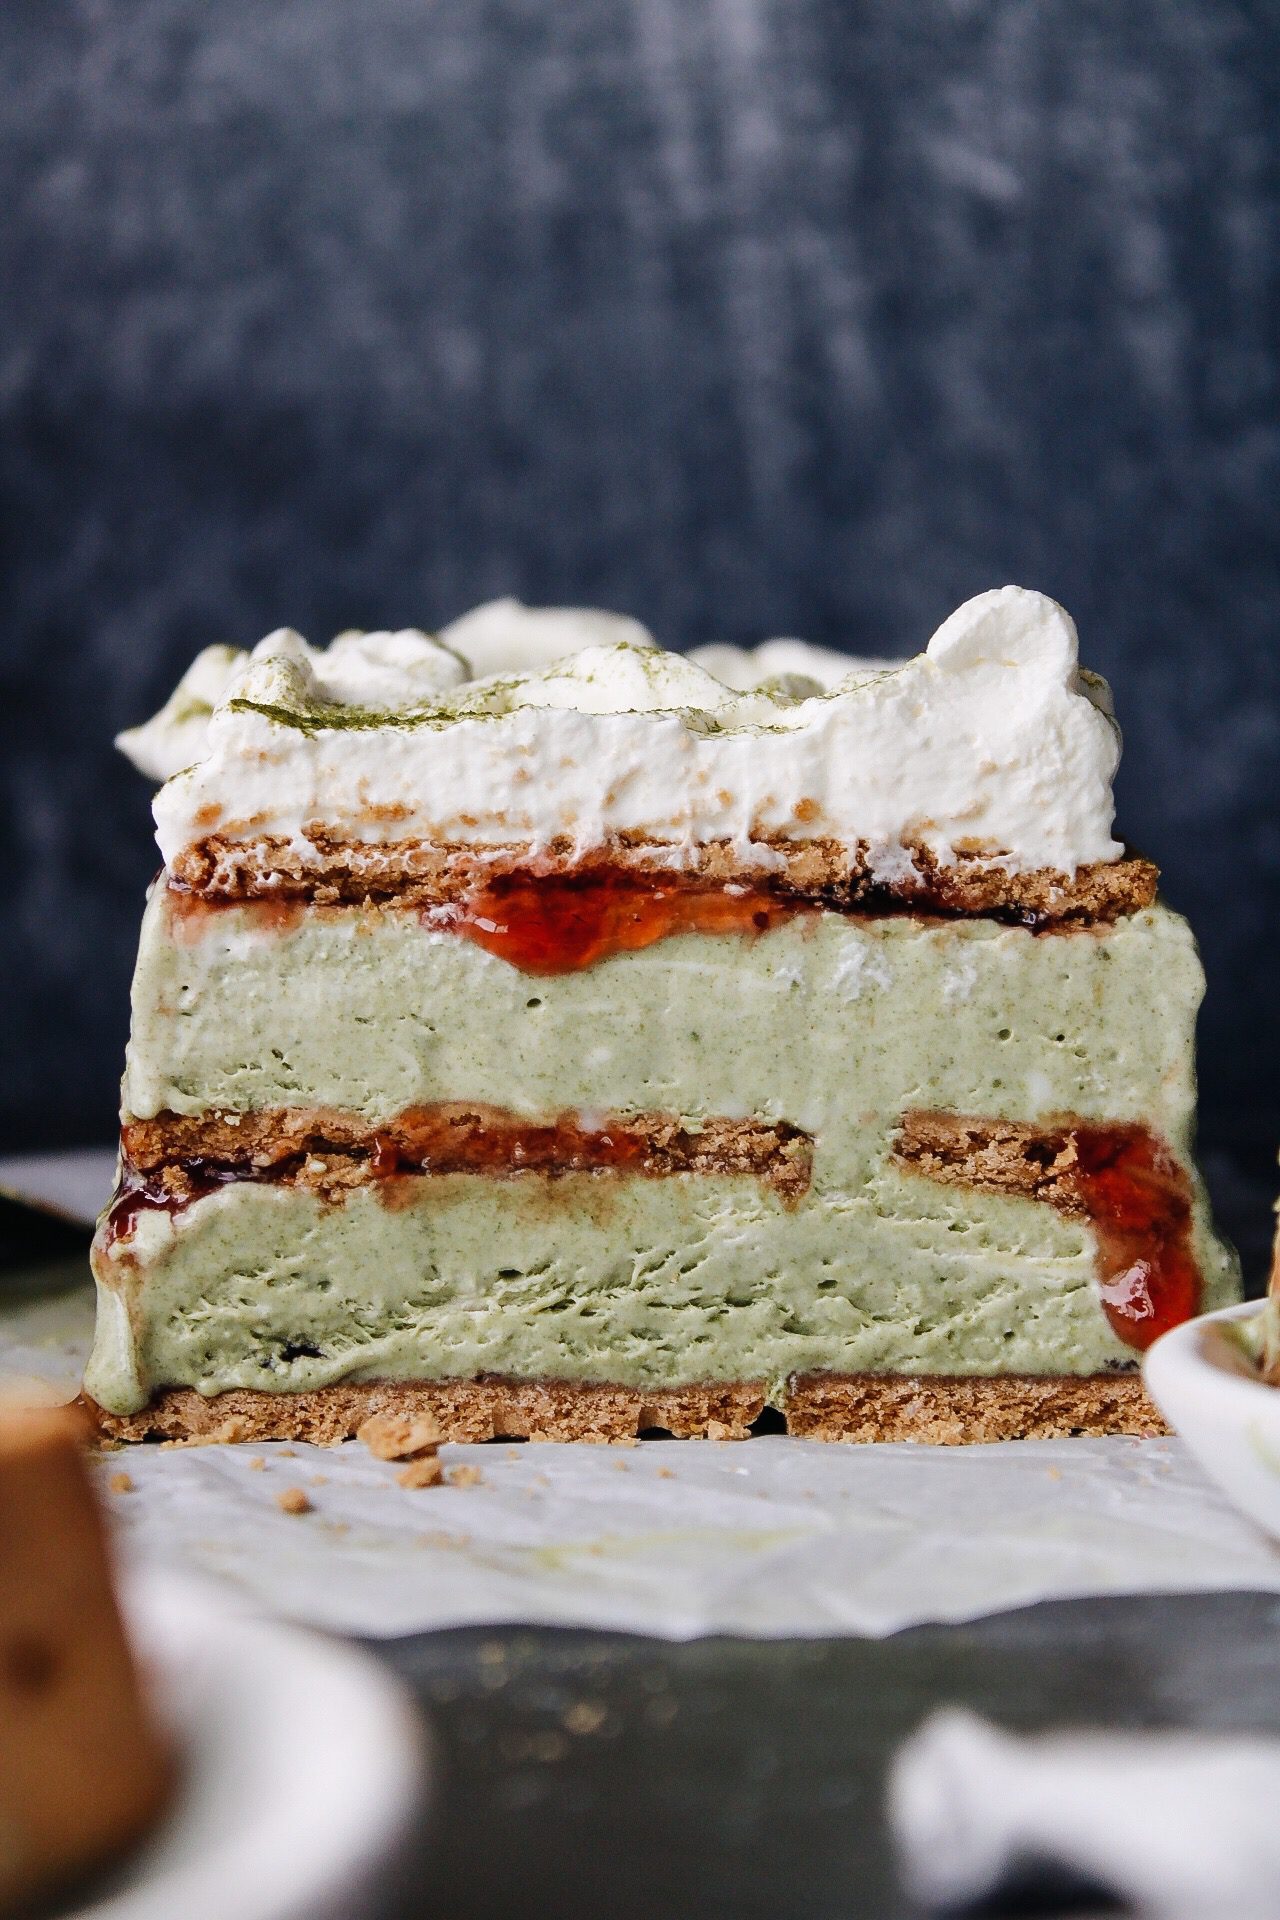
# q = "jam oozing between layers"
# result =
<box><xmin>428</xmin><ymin>870</ymin><xmax>807</xmax><ymax>973</ymax></box>
<box><xmin>101</xmin><ymin>1106</ymin><xmax>813</xmax><ymax>1249</ymax></box>
<box><xmin>1069</xmin><ymin>1123</ymin><xmax>1198</xmax><ymax>1350</ymax></box>
<box><xmin>102</xmin><ymin>1158</ymin><xmax>246</xmax><ymax>1253</ymax></box>
<box><xmin>897</xmin><ymin>1114</ymin><xmax>1199</xmax><ymax>1351</ymax></box>
<box><xmin>164</xmin><ymin>852</ymin><xmax>1136</xmax><ymax>974</ymax></box>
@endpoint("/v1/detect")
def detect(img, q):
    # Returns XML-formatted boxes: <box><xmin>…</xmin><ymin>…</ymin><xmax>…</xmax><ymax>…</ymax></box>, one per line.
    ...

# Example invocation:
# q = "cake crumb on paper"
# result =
<box><xmin>276</xmin><ymin>1486</ymin><xmax>312</xmax><ymax>1515</ymax></box>
<box><xmin>446</xmin><ymin>1464</ymin><xmax>484</xmax><ymax>1489</ymax></box>
<box><xmin>359</xmin><ymin>1410</ymin><xmax>442</xmax><ymax>1461</ymax></box>
<box><xmin>108</xmin><ymin>1471</ymin><xmax>134</xmax><ymax>1494</ymax></box>
<box><xmin>397</xmin><ymin>1456</ymin><xmax>444</xmax><ymax>1490</ymax></box>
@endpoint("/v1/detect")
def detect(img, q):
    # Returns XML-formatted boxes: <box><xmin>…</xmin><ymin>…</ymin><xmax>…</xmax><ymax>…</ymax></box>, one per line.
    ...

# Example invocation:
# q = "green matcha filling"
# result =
<box><xmin>127</xmin><ymin>896</ymin><xmax>1207</xmax><ymax>1138</ymax></box>
<box><xmin>86</xmin><ymin>1163</ymin><xmax>1237</xmax><ymax>1415</ymax></box>
<box><xmin>87</xmin><ymin>897</ymin><xmax>1239</xmax><ymax>1414</ymax></box>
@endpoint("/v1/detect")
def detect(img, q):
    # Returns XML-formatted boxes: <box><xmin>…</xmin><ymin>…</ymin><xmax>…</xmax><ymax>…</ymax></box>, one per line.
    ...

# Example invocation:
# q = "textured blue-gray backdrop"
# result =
<box><xmin>2</xmin><ymin>3</ymin><xmax>1278</xmax><ymax>1226</ymax></box>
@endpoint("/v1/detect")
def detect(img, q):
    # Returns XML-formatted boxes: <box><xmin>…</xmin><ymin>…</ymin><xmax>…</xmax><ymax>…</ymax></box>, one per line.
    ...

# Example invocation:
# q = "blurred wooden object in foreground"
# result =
<box><xmin>0</xmin><ymin>1404</ymin><xmax>170</xmax><ymax>1913</ymax></box>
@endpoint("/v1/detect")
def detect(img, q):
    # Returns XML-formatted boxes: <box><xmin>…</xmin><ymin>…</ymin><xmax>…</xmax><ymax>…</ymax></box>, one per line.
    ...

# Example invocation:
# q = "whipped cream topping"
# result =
<box><xmin>129</xmin><ymin>588</ymin><xmax>1123</xmax><ymax>878</ymax></box>
<box><xmin>439</xmin><ymin>597</ymin><xmax>656</xmax><ymax>678</ymax></box>
<box><xmin>687</xmin><ymin>636</ymin><xmax>895</xmax><ymax>692</ymax></box>
<box><xmin>117</xmin><ymin>643</ymin><xmax>247</xmax><ymax>783</ymax></box>
<box><xmin>117</xmin><ymin>628</ymin><xmax>468</xmax><ymax>782</ymax></box>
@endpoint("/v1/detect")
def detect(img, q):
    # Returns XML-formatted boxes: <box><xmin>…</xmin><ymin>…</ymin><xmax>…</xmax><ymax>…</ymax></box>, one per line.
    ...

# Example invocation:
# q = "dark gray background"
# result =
<box><xmin>3</xmin><ymin>2</ymin><xmax>1278</xmax><ymax>1231</ymax></box>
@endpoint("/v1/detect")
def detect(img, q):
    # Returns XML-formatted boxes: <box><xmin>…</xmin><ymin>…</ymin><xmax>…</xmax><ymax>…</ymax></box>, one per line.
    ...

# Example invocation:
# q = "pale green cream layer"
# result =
<box><xmin>127</xmin><ymin>891</ymin><xmax>1202</xmax><ymax>1144</ymax></box>
<box><xmin>89</xmin><ymin>895</ymin><xmax>1238</xmax><ymax>1413</ymax></box>
<box><xmin>85</xmin><ymin>1164</ymin><xmax>1237</xmax><ymax>1414</ymax></box>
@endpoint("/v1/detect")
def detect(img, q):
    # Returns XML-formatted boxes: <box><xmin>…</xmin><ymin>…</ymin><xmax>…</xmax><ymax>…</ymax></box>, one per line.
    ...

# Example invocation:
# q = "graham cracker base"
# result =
<box><xmin>785</xmin><ymin>1371</ymin><xmax>1166</xmax><ymax>1442</ymax></box>
<box><xmin>82</xmin><ymin>1379</ymin><xmax>769</xmax><ymax>1447</ymax></box>
<box><xmin>82</xmin><ymin>1372</ymin><xmax>1166</xmax><ymax>1447</ymax></box>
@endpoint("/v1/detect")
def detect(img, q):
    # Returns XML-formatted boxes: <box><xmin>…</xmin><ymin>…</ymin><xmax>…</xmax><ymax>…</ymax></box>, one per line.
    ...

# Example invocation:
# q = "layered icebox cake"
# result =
<box><xmin>85</xmin><ymin>588</ymin><xmax>1239</xmax><ymax>1444</ymax></box>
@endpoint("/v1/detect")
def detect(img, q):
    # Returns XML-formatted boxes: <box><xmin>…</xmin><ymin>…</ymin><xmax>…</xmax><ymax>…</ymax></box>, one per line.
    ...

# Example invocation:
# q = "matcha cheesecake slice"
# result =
<box><xmin>86</xmin><ymin>589</ymin><xmax>1238</xmax><ymax>1443</ymax></box>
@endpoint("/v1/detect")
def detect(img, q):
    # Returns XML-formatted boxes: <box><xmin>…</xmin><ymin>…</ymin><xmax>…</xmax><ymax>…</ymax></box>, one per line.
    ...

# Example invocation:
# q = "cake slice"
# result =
<box><xmin>86</xmin><ymin>588</ymin><xmax>1238</xmax><ymax>1444</ymax></box>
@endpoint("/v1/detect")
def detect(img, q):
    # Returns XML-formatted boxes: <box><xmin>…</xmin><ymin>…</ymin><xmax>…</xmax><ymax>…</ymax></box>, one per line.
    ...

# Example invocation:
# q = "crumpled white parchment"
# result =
<box><xmin>3</xmin><ymin>1282</ymin><xmax>1279</xmax><ymax>1641</ymax></box>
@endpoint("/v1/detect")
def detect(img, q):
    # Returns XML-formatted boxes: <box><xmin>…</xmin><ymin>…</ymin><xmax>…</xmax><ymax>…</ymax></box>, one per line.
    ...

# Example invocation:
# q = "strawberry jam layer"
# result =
<box><xmin>162</xmin><ymin>852</ymin><xmax>1157</xmax><ymax>973</ymax></box>
<box><xmin>429</xmin><ymin>870</ymin><xmax>806</xmax><ymax>974</ymax></box>
<box><xmin>101</xmin><ymin>1105</ymin><xmax>814</xmax><ymax>1249</ymax></box>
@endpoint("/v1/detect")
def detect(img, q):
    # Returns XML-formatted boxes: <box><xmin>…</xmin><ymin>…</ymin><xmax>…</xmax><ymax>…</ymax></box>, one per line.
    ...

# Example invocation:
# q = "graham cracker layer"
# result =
<box><xmin>784</xmin><ymin>1371</ymin><xmax>1166</xmax><ymax>1442</ymax></box>
<box><xmin>118</xmin><ymin>1105</ymin><xmax>814</xmax><ymax>1205</ymax></box>
<box><xmin>83</xmin><ymin>1380</ymin><xmax>769</xmax><ymax>1447</ymax></box>
<box><xmin>83</xmin><ymin>1372</ymin><xmax>1164</xmax><ymax>1447</ymax></box>
<box><xmin>893</xmin><ymin>1111</ymin><xmax>1085</xmax><ymax>1210</ymax></box>
<box><xmin>170</xmin><ymin>834</ymin><xmax>1158</xmax><ymax>929</ymax></box>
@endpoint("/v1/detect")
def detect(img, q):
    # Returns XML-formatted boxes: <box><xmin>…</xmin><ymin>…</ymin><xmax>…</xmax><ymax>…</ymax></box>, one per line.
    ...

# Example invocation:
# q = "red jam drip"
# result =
<box><xmin>101</xmin><ymin>1160</ymin><xmax>247</xmax><ymax>1251</ymax></box>
<box><xmin>1068</xmin><ymin>1124</ymin><xmax>1198</xmax><ymax>1350</ymax></box>
<box><xmin>435</xmin><ymin>871</ymin><xmax>805</xmax><ymax>974</ymax></box>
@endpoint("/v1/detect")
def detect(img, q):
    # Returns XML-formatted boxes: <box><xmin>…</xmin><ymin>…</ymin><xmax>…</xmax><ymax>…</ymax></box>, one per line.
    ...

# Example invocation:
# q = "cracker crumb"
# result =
<box><xmin>446</xmin><ymin>1464</ymin><xmax>484</xmax><ymax>1489</ymax></box>
<box><xmin>108</xmin><ymin>1471</ymin><xmax>134</xmax><ymax>1494</ymax></box>
<box><xmin>706</xmin><ymin>1420</ymin><xmax>744</xmax><ymax>1442</ymax></box>
<box><xmin>276</xmin><ymin>1486</ymin><xmax>312</xmax><ymax>1514</ymax></box>
<box><xmin>656</xmin><ymin>1466</ymin><xmax>675</xmax><ymax>1479</ymax></box>
<box><xmin>613</xmin><ymin>1459</ymin><xmax>629</xmax><ymax>1472</ymax></box>
<box><xmin>249</xmin><ymin>1456</ymin><xmax>266</xmax><ymax>1471</ymax></box>
<box><xmin>310</xmin><ymin>1473</ymin><xmax>329</xmax><ymax>1487</ymax></box>
<box><xmin>359</xmin><ymin>1410</ymin><xmax>442</xmax><ymax>1461</ymax></box>
<box><xmin>397</xmin><ymin>1456</ymin><xmax>444</xmax><ymax>1490</ymax></box>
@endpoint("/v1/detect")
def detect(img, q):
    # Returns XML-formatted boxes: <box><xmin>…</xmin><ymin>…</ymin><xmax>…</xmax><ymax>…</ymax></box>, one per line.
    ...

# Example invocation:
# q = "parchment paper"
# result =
<box><xmin>3</xmin><ymin>1282</ymin><xmax>1279</xmax><ymax>1641</ymax></box>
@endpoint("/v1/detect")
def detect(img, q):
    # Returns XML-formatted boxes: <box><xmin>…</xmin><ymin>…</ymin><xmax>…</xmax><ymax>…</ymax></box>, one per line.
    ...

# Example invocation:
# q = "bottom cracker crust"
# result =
<box><xmin>82</xmin><ymin>1371</ymin><xmax>1165</xmax><ymax>1447</ymax></box>
<box><xmin>783</xmin><ymin>1371</ymin><xmax>1166</xmax><ymax>1442</ymax></box>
